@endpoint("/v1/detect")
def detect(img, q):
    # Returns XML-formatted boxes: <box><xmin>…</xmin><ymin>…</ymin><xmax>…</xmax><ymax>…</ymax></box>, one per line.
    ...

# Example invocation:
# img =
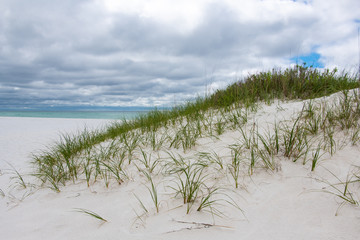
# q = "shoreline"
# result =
<box><xmin>0</xmin><ymin>111</ymin><xmax>143</xmax><ymax>120</ymax></box>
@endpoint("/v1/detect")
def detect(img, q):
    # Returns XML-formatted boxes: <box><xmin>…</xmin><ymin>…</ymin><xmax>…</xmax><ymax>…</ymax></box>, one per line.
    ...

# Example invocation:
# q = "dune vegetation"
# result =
<box><xmin>31</xmin><ymin>65</ymin><xmax>360</xmax><ymax>217</ymax></box>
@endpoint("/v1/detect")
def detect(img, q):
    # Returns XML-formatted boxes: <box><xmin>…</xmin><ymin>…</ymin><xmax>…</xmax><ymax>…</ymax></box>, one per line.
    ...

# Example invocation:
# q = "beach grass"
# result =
<box><xmin>74</xmin><ymin>208</ymin><xmax>108</xmax><ymax>223</ymax></box>
<box><xmin>8</xmin><ymin>163</ymin><xmax>28</xmax><ymax>189</ymax></box>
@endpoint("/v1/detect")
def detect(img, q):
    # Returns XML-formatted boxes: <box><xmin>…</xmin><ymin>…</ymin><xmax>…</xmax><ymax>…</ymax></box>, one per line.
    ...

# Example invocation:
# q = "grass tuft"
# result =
<box><xmin>74</xmin><ymin>208</ymin><xmax>108</xmax><ymax>223</ymax></box>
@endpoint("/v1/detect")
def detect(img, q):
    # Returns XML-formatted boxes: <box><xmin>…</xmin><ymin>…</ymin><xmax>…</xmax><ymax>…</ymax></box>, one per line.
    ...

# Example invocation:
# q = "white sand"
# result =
<box><xmin>1</xmin><ymin>97</ymin><xmax>360</xmax><ymax>240</ymax></box>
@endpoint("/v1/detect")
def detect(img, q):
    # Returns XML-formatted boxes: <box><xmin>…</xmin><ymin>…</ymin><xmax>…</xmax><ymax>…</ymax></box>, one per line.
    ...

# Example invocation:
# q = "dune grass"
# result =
<box><xmin>30</xmin><ymin>65</ymin><xmax>360</xmax><ymax>216</ymax></box>
<box><xmin>316</xmin><ymin>166</ymin><xmax>360</xmax><ymax>211</ymax></box>
<box><xmin>74</xmin><ymin>208</ymin><xmax>108</xmax><ymax>223</ymax></box>
<box><xmin>8</xmin><ymin>163</ymin><xmax>28</xmax><ymax>189</ymax></box>
<box><xmin>0</xmin><ymin>188</ymin><xmax>5</xmax><ymax>198</ymax></box>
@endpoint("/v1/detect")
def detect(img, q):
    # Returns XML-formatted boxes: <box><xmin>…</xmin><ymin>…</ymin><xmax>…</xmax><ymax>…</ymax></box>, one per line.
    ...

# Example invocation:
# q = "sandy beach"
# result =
<box><xmin>1</xmin><ymin>0</ymin><xmax>359</xmax><ymax>238</ymax></box>
<box><xmin>1</xmin><ymin>94</ymin><xmax>360</xmax><ymax>240</ymax></box>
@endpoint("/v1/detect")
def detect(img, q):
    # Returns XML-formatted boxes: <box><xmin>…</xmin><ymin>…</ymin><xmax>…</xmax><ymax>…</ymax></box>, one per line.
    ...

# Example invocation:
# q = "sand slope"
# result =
<box><xmin>1</xmin><ymin>95</ymin><xmax>360</xmax><ymax>240</ymax></box>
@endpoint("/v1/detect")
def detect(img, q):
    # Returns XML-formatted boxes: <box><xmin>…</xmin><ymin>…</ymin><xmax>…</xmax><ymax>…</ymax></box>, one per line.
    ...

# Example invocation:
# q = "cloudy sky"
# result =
<box><xmin>0</xmin><ymin>0</ymin><xmax>359</xmax><ymax>109</ymax></box>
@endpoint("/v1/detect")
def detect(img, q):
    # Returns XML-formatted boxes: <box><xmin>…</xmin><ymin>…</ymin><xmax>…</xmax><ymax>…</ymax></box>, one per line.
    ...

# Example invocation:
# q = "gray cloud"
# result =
<box><xmin>0</xmin><ymin>0</ymin><xmax>359</xmax><ymax>109</ymax></box>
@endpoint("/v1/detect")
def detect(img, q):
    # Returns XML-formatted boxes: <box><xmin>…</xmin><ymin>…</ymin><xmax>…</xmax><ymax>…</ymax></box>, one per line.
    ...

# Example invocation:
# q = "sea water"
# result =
<box><xmin>0</xmin><ymin>111</ymin><xmax>147</xmax><ymax>120</ymax></box>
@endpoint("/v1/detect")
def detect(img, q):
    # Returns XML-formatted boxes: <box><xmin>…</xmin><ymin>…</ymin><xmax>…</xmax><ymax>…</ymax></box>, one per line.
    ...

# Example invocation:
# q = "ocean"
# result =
<box><xmin>0</xmin><ymin>111</ymin><xmax>148</xmax><ymax>120</ymax></box>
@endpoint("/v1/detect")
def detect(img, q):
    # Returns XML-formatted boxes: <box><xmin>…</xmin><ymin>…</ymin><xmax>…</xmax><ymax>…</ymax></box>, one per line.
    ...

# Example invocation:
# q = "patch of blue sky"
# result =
<box><xmin>291</xmin><ymin>52</ymin><xmax>324</xmax><ymax>68</ymax></box>
<box><xmin>291</xmin><ymin>0</ymin><xmax>310</xmax><ymax>4</ymax></box>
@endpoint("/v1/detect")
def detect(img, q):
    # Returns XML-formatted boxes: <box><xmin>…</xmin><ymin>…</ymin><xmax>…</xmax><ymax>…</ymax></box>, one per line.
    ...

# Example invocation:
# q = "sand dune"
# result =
<box><xmin>1</xmin><ymin>93</ymin><xmax>360</xmax><ymax>240</ymax></box>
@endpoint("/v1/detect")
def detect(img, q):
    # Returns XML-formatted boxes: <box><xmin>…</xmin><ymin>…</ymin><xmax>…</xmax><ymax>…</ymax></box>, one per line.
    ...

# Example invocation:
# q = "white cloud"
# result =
<box><xmin>100</xmin><ymin>0</ymin><xmax>207</xmax><ymax>33</ymax></box>
<box><xmin>0</xmin><ymin>0</ymin><xmax>359</xmax><ymax>109</ymax></box>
